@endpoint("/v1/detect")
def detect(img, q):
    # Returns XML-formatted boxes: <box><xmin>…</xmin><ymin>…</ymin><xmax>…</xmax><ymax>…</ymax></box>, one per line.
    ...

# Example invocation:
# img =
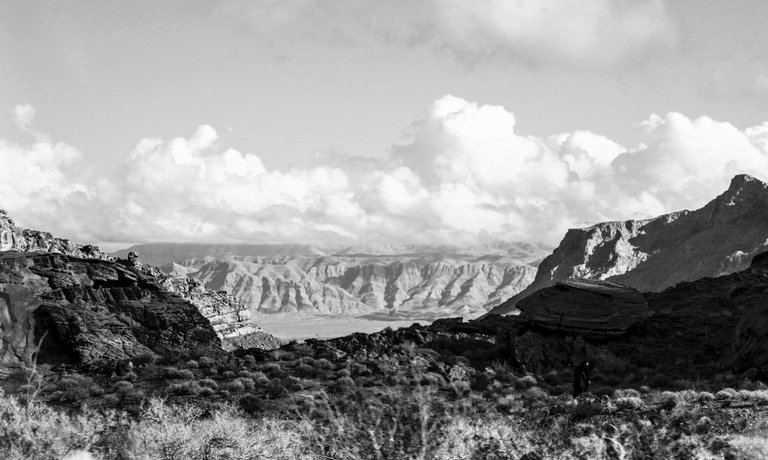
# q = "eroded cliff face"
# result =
<box><xmin>489</xmin><ymin>174</ymin><xmax>768</xmax><ymax>315</ymax></box>
<box><xmin>172</xmin><ymin>257</ymin><xmax>537</xmax><ymax>318</ymax></box>
<box><xmin>0</xmin><ymin>252</ymin><xmax>223</xmax><ymax>373</ymax></box>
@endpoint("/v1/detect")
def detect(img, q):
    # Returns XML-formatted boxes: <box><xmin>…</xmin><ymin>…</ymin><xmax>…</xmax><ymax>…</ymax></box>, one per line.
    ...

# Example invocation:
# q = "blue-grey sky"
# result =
<box><xmin>2</xmin><ymin>1</ymin><xmax>768</xmax><ymax>248</ymax></box>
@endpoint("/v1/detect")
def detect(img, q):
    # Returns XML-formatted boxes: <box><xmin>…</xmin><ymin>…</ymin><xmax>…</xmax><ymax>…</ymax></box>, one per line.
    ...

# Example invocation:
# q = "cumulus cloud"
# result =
<box><xmin>219</xmin><ymin>0</ymin><xmax>676</xmax><ymax>67</ymax></box>
<box><xmin>2</xmin><ymin>98</ymin><xmax>768</xmax><ymax>247</ymax></box>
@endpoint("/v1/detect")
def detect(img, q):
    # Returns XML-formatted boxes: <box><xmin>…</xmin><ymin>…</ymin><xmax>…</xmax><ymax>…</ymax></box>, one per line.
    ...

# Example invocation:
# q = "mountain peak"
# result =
<box><xmin>726</xmin><ymin>173</ymin><xmax>767</xmax><ymax>193</ymax></box>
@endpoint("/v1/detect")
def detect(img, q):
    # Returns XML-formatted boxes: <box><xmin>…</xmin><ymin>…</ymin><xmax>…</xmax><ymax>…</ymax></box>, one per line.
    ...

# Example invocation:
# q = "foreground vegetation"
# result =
<box><xmin>3</xmin><ymin>325</ymin><xmax>768</xmax><ymax>459</ymax></box>
<box><xmin>3</xmin><ymin>349</ymin><xmax>768</xmax><ymax>459</ymax></box>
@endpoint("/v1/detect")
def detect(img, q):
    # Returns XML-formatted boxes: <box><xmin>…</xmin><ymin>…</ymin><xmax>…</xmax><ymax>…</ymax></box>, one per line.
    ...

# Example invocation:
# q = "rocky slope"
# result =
<box><xmin>122</xmin><ymin>247</ymin><xmax>542</xmax><ymax>318</ymax></box>
<box><xmin>288</xmin><ymin>250</ymin><xmax>768</xmax><ymax>383</ymax></box>
<box><xmin>0</xmin><ymin>211</ymin><xmax>279</xmax><ymax>352</ymax></box>
<box><xmin>489</xmin><ymin>174</ymin><xmax>768</xmax><ymax>315</ymax></box>
<box><xmin>0</xmin><ymin>252</ymin><xmax>223</xmax><ymax>374</ymax></box>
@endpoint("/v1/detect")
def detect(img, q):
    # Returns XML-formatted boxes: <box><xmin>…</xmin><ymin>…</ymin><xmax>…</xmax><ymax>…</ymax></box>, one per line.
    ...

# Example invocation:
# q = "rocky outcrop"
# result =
<box><xmin>0</xmin><ymin>252</ymin><xmax>223</xmax><ymax>372</ymax></box>
<box><xmin>489</xmin><ymin>174</ymin><xmax>768</xmax><ymax>316</ymax></box>
<box><xmin>0</xmin><ymin>211</ymin><xmax>108</xmax><ymax>259</ymax></box>
<box><xmin>517</xmin><ymin>279</ymin><xmax>651</xmax><ymax>339</ymax></box>
<box><xmin>159</xmin><ymin>271</ymin><xmax>281</xmax><ymax>351</ymax></box>
<box><xmin>482</xmin><ymin>251</ymin><xmax>768</xmax><ymax>380</ymax></box>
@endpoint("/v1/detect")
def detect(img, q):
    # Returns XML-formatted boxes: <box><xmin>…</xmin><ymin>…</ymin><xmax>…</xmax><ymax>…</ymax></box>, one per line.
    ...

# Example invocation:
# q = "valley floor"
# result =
<box><xmin>253</xmin><ymin>312</ymin><xmax>434</xmax><ymax>341</ymax></box>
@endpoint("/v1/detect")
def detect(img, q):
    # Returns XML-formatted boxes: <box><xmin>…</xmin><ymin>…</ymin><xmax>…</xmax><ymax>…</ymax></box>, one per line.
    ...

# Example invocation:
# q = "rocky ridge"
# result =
<box><xmin>489</xmin><ymin>174</ymin><xmax>768</xmax><ymax>315</ymax></box>
<box><xmin>0</xmin><ymin>211</ymin><xmax>278</xmax><ymax>352</ymax></box>
<box><xmin>117</xmin><ymin>246</ymin><xmax>543</xmax><ymax>318</ymax></box>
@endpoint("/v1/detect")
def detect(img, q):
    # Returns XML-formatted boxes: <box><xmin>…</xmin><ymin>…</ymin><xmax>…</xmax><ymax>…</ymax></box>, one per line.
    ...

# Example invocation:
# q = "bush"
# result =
<box><xmin>238</xmin><ymin>378</ymin><xmax>256</xmax><ymax>391</ymax></box>
<box><xmin>571</xmin><ymin>399</ymin><xmax>606</xmax><ymax>419</ymax></box>
<box><xmin>615</xmin><ymin>396</ymin><xmax>644</xmax><ymax>410</ymax></box>
<box><xmin>316</xmin><ymin>358</ymin><xmax>334</xmax><ymax>370</ymax></box>
<box><xmin>198</xmin><ymin>356</ymin><xmax>215</xmax><ymax>368</ymax></box>
<box><xmin>514</xmin><ymin>375</ymin><xmax>537</xmax><ymax>390</ymax></box>
<box><xmin>164</xmin><ymin>367</ymin><xmax>195</xmax><ymax>380</ymax></box>
<box><xmin>198</xmin><ymin>379</ymin><xmax>218</xmax><ymax>390</ymax></box>
<box><xmin>615</xmin><ymin>388</ymin><xmax>641</xmax><ymax>399</ymax></box>
<box><xmin>716</xmin><ymin>388</ymin><xmax>738</xmax><ymax>400</ymax></box>
<box><xmin>420</xmin><ymin>372</ymin><xmax>447</xmax><ymax>387</ymax></box>
<box><xmin>239</xmin><ymin>394</ymin><xmax>265</xmax><ymax>415</ymax></box>
<box><xmin>223</xmin><ymin>380</ymin><xmax>245</xmax><ymax>393</ymax></box>
<box><xmin>112</xmin><ymin>381</ymin><xmax>134</xmax><ymax>395</ymax></box>
<box><xmin>132</xmin><ymin>352</ymin><xmax>158</xmax><ymax>366</ymax></box>
<box><xmin>167</xmin><ymin>381</ymin><xmax>200</xmax><ymax>396</ymax></box>
<box><xmin>57</xmin><ymin>374</ymin><xmax>97</xmax><ymax>401</ymax></box>
<box><xmin>184</xmin><ymin>360</ymin><xmax>199</xmax><ymax>369</ymax></box>
<box><xmin>198</xmin><ymin>387</ymin><xmax>215</xmax><ymax>397</ymax></box>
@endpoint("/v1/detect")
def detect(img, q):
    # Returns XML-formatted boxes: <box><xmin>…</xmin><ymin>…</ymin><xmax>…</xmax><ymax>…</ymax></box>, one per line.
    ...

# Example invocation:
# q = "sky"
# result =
<box><xmin>2</xmin><ymin>0</ymin><xmax>768</xmax><ymax>249</ymax></box>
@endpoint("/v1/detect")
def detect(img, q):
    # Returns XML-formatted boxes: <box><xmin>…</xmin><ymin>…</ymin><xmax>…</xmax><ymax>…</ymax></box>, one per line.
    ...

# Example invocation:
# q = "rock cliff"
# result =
<box><xmin>155</xmin><ymin>255</ymin><xmax>538</xmax><ymax>318</ymax></box>
<box><xmin>489</xmin><ymin>174</ymin><xmax>768</xmax><ymax>315</ymax></box>
<box><xmin>0</xmin><ymin>252</ymin><xmax>222</xmax><ymax>373</ymax></box>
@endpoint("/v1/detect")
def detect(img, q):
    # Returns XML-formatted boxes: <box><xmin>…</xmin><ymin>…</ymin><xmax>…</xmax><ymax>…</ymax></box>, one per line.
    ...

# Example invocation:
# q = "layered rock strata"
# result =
<box><xmin>517</xmin><ymin>279</ymin><xmax>651</xmax><ymax>338</ymax></box>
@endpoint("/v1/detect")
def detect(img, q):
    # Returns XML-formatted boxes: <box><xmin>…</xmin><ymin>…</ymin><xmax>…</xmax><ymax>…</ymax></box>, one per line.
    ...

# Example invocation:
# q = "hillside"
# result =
<box><xmin>489</xmin><ymin>174</ymin><xmax>768</xmax><ymax>315</ymax></box>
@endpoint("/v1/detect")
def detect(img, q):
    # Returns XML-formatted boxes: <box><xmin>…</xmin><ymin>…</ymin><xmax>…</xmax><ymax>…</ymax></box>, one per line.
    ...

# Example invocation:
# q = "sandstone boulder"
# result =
<box><xmin>517</xmin><ymin>279</ymin><xmax>651</xmax><ymax>338</ymax></box>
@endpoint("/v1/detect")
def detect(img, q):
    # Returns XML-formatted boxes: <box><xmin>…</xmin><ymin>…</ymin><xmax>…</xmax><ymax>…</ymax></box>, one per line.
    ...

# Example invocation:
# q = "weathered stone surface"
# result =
<box><xmin>0</xmin><ymin>210</ymin><xmax>109</xmax><ymax>260</ymax></box>
<box><xmin>160</xmin><ymin>271</ymin><xmax>281</xmax><ymax>351</ymax></box>
<box><xmin>0</xmin><ymin>252</ymin><xmax>222</xmax><ymax>370</ymax></box>
<box><xmin>490</xmin><ymin>174</ymin><xmax>768</xmax><ymax>316</ymax></box>
<box><xmin>517</xmin><ymin>279</ymin><xmax>651</xmax><ymax>338</ymax></box>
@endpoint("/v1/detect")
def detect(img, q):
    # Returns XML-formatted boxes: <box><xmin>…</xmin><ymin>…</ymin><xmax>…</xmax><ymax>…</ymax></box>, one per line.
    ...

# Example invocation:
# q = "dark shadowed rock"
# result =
<box><xmin>517</xmin><ymin>279</ymin><xmax>651</xmax><ymax>338</ymax></box>
<box><xmin>0</xmin><ymin>252</ymin><xmax>223</xmax><ymax>373</ymax></box>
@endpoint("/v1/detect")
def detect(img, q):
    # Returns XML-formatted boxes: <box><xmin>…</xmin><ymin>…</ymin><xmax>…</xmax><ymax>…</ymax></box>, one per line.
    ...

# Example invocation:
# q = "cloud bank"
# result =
<box><xmin>2</xmin><ymin>96</ymin><xmax>768</xmax><ymax>247</ymax></box>
<box><xmin>221</xmin><ymin>0</ymin><xmax>676</xmax><ymax>67</ymax></box>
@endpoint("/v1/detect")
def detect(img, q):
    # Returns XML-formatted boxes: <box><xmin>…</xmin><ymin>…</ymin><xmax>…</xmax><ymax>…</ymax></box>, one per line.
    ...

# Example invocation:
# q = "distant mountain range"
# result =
<box><xmin>116</xmin><ymin>243</ymin><xmax>548</xmax><ymax>318</ymax></box>
<box><xmin>489</xmin><ymin>174</ymin><xmax>768</xmax><ymax>315</ymax></box>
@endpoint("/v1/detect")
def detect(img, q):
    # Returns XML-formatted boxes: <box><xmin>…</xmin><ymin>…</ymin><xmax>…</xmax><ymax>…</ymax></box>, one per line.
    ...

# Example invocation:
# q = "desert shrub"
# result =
<box><xmin>57</xmin><ymin>374</ymin><xmax>98</xmax><ymax>401</ymax></box>
<box><xmin>657</xmin><ymin>391</ymin><xmax>679</xmax><ymax>409</ymax></box>
<box><xmin>265</xmin><ymin>381</ymin><xmax>288</xmax><ymax>399</ymax></box>
<box><xmin>198</xmin><ymin>356</ymin><xmax>215</xmax><ymax>368</ymax></box>
<box><xmin>350</xmin><ymin>363</ymin><xmax>371</xmax><ymax>377</ymax></box>
<box><xmin>491</xmin><ymin>361</ymin><xmax>515</xmax><ymax>384</ymax></box>
<box><xmin>112</xmin><ymin>380</ymin><xmax>134</xmax><ymax>396</ymax></box>
<box><xmin>122</xmin><ymin>371</ymin><xmax>137</xmax><ymax>381</ymax></box>
<box><xmin>615</xmin><ymin>396</ymin><xmax>644</xmax><ymax>410</ymax></box>
<box><xmin>316</xmin><ymin>358</ymin><xmax>334</xmax><ymax>370</ymax></box>
<box><xmin>184</xmin><ymin>360</ymin><xmax>199</xmax><ymax>369</ymax></box>
<box><xmin>571</xmin><ymin>399</ymin><xmax>606</xmax><ymax>419</ymax></box>
<box><xmin>197</xmin><ymin>379</ymin><xmax>218</xmax><ymax>390</ymax></box>
<box><xmin>697</xmin><ymin>391</ymin><xmax>715</xmax><ymax>403</ymax></box>
<box><xmin>515</xmin><ymin>374</ymin><xmax>538</xmax><ymax>390</ymax></box>
<box><xmin>615</xmin><ymin>388</ymin><xmax>641</xmax><ymax>399</ymax></box>
<box><xmin>716</xmin><ymin>388</ymin><xmax>738</xmax><ymax>400</ymax></box>
<box><xmin>336</xmin><ymin>368</ymin><xmax>351</xmax><ymax>378</ymax></box>
<box><xmin>738</xmin><ymin>389</ymin><xmax>768</xmax><ymax>405</ymax></box>
<box><xmin>239</xmin><ymin>394</ymin><xmax>265</xmax><ymax>415</ymax></box>
<box><xmin>262</xmin><ymin>363</ymin><xmax>284</xmax><ymax>378</ymax></box>
<box><xmin>471</xmin><ymin>372</ymin><xmax>492</xmax><ymax>392</ymax></box>
<box><xmin>222</xmin><ymin>371</ymin><xmax>237</xmax><ymax>379</ymax></box>
<box><xmin>198</xmin><ymin>387</ymin><xmax>215</xmax><ymax>397</ymax></box>
<box><xmin>238</xmin><ymin>377</ymin><xmax>256</xmax><ymax>391</ymax></box>
<box><xmin>420</xmin><ymin>372</ymin><xmax>447</xmax><ymax>387</ymax></box>
<box><xmin>295</xmin><ymin>363</ymin><xmax>318</xmax><ymax>378</ymax></box>
<box><xmin>449</xmin><ymin>381</ymin><xmax>471</xmax><ymax>398</ymax></box>
<box><xmin>167</xmin><ymin>381</ymin><xmax>200</xmax><ymax>396</ymax></box>
<box><xmin>495</xmin><ymin>396</ymin><xmax>517</xmax><ymax>413</ymax></box>
<box><xmin>237</xmin><ymin>370</ymin><xmax>258</xmax><ymax>379</ymax></box>
<box><xmin>164</xmin><ymin>367</ymin><xmax>194</xmax><ymax>380</ymax></box>
<box><xmin>336</xmin><ymin>376</ymin><xmax>355</xmax><ymax>388</ymax></box>
<box><xmin>728</xmin><ymin>434</ymin><xmax>768</xmax><ymax>459</ymax></box>
<box><xmin>222</xmin><ymin>380</ymin><xmax>245</xmax><ymax>393</ymax></box>
<box><xmin>523</xmin><ymin>386</ymin><xmax>549</xmax><ymax>403</ymax></box>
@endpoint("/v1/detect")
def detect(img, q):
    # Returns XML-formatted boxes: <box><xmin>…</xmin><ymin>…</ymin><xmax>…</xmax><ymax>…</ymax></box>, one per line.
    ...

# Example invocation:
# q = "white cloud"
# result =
<box><xmin>219</xmin><ymin>0</ymin><xmax>676</xmax><ymax>68</ymax></box>
<box><xmin>2</xmin><ymin>97</ymin><xmax>768</xmax><ymax>247</ymax></box>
